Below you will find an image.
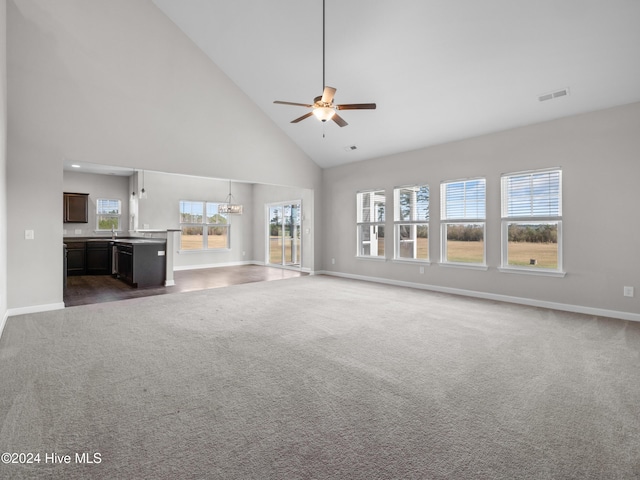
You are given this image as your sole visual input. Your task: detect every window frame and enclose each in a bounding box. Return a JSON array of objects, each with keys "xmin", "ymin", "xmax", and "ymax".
[
  {"xmin": 439, "ymin": 177, "xmax": 487, "ymax": 267},
  {"xmin": 96, "ymin": 198, "xmax": 122, "ymax": 232},
  {"xmin": 393, "ymin": 184, "xmax": 430, "ymax": 263},
  {"xmin": 500, "ymin": 168, "xmax": 564, "ymax": 275},
  {"xmin": 356, "ymin": 189, "xmax": 386, "ymax": 259},
  {"xmin": 179, "ymin": 200, "xmax": 230, "ymax": 252}
]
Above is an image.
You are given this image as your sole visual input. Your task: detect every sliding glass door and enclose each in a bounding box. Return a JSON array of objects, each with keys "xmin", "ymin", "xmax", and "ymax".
[{"xmin": 268, "ymin": 202, "xmax": 301, "ymax": 267}]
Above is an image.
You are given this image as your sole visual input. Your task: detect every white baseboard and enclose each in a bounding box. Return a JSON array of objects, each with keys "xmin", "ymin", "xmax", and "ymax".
[
  {"xmin": 173, "ymin": 260, "xmax": 256, "ymax": 271},
  {"xmin": 174, "ymin": 261, "xmax": 308, "ymax": 272},
  {"xmin": 6, "ymin": 302, "xmax": 66, "ymax": 318},
  {"xmin": 0, "ymin": 309, "xmax": 8, "ymax": 341},
  {"xmin": 317, "ymin": 270, "xmax": 640, "ymax": 323}
]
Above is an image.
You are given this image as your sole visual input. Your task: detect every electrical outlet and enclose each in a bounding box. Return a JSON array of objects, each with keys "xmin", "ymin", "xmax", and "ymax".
[
  {"xmin": 419, "ymin": 266, "xmax": 425, "ymax": 274},
  {"xmin": 25, "ymin": 230, "xmax": 34, "ymax": 240},
  {"xmin": 623, "ymin": 286, "xmax": 634, "ymax": 297},
  {"xmin": 331, "ymin": 258, "xmax": 335, "ymax": 265}
]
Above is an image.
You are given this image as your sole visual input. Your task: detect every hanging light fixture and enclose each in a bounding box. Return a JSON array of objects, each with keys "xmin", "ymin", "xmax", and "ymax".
[
  {"xmin": 313, "ymin": 106, "xmax": 336, "ymax": 122},
  {"xmin": 219, "ymin": 180, "xmax": 243, "ymax": 215},
  {"xmin": 140, "ymin": 170, "xmax": 147, "ymax": 199},
  {"xmin": 131, "ymin": 168, "xmax": 136, "ymax": 199}
]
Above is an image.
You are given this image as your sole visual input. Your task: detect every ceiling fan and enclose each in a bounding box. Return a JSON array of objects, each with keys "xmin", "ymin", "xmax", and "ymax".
[{"xmin": 273, "ymin": 0, "xmax": 376, "ymax": 127}]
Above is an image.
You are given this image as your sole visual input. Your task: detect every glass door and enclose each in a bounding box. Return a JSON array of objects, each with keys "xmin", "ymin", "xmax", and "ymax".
[{"xmin": 268, "ymin": 201, "xmax": 301, "ymax": 267}]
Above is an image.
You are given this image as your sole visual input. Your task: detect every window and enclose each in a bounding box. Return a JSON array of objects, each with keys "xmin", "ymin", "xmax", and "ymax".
[
  {"xmin": 96, "ymin": 199, "xmax": 122, "ymax": 231},
  {"xmin": 440, "ymin": 178, "xmax": 486, "ymax": 265},
  {"xmin": 501, "ymin": 169, "xmax": 562, "ymax": 272},
  {"xmin": 356, "ymin": 190, "xmax": 385, "ymax": 257},
  {"xmin": 394, "ymin": 185, "xmax": 429, "ymax": 261},
  {"xmin": 179, "ymin": 201, "xmax": 229, "ymax": 251}
]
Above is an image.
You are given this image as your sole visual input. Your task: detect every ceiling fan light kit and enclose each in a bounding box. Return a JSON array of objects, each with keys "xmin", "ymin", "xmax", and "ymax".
[
  {"xmin": 273, "ymin": 0, "xmax": 376, "ymax": 128},
  {"xmin": 313, "ymin": 105, "xmax": 336, "ymax": 122}
]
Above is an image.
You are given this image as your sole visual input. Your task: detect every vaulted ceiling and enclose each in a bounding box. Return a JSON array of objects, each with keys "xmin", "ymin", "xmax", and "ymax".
[{"xmin": 152, "ymin": 0, "xmax": 640, "ymax": 168}]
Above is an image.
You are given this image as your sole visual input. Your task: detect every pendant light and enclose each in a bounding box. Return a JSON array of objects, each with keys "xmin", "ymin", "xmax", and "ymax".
[
  {"xmin": 140, "ymin": 170, "xmax": 147, "ymax": 199},
  {"xmin": 219, "ymin": 180, "xmax": 243, "ymax": 215},
  {"xmin": 131, "ymin": 168, "xmax": 136, "ymax": 199}
]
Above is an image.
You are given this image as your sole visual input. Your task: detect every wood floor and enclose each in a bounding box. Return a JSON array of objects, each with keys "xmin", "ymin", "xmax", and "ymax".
[{"xmin": 64, "ymin": 265, "xmax": 306, "ymax": 307}]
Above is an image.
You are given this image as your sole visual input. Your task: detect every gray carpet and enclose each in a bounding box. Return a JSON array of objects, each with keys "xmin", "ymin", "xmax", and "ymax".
[{"xmin": 1, "ymin": 275, "xmax": 639, "ymax": 479}]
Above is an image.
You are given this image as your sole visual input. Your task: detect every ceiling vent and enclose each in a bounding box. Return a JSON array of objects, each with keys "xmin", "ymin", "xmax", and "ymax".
[
  {"xmin": 344, "ymin": 145, "xmax": 358, "ymax": 152},
  {"xmin": 539, "ymin": 88, "xmax": 570, "ymax": 102}
]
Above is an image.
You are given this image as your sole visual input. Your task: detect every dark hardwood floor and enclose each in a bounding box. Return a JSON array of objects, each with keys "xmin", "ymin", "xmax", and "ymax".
[{"xmin": 64, "ymin": 265, "xmax": 306, "ymax": 307}]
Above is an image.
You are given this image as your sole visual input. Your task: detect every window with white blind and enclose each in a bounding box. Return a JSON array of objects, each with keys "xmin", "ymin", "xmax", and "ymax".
[
  {"xmin": 356, "ymin": 190, "xmax": 385, "ymax": 258},
  {"xmin": 501, "ymin": 169, "xmax": 562, "ymax": 272},
  {"xmin": 394, "ymin": 185, "xmax": 429, "ymax": 261},
  {"xmin": 96, "ymin": 198, "xmax": 122, "ymax": 231},
  {"xmin": 179, "ymin": 200, "xmax": 229, "ymax": 251},
  {"xmin": 440, "ymin": 178, "xmax": 486, "ymax": 265}
]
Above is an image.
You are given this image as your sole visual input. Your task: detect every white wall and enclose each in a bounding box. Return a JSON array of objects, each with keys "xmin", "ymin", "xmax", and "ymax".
[
  {"xmin": 6, "ymin": 0, "xmax": 321, "ymax": 311},
  {"xmin": 0, "ymin": 0, "xmax": 7, "ymax": 327},
  {"xmin": 322, "ymin": 103, "xmax": 640, "ymax": 319},
  {"xmin": 136, "ymin": 171, "xmax": 253, "ymax": 269},
  {"xmin": 62, "ymin": 171, "xmax": 130, "ymax": 237}
]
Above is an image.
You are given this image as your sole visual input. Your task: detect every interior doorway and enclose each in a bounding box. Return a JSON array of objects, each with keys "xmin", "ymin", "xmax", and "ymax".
[{"xmin": 267, "ymin": 201, "xmax": 302, "ymax": 268}]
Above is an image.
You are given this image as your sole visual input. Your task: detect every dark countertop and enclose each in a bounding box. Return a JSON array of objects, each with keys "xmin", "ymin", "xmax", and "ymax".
[
  {"xmin": 112, "ymin": 239, "xmax": 166, "ymax": 246},
  {"xmin": 63, "ymin": 237, "xmax": 166, "ymax": 246}
]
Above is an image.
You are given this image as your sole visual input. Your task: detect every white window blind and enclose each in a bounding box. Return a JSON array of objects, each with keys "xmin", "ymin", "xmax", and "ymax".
[
  {"xmin": 395, "ymin": 186, "xmax": 429, "ymax": 222},
  {"xmin": 180, "ymin": 201, "xmax": 204, "ymax": 223},
  {"xmin": 502, "ymin": 170, "xmax": 561, "ymax": 218},
  {"xmin": 357, "ymin": 190, "xmax": 385, "ymax": 223},
  {"xmin": 97, "ymin": 199, "xmax": 121, "ymax": 215},
  {"xmin": 500, "ymin": 168, "xmax": 563, "ymax": 273},
  {"xmin": 441, "ymin": 179, "xmax": 486, "ymax": 220}
]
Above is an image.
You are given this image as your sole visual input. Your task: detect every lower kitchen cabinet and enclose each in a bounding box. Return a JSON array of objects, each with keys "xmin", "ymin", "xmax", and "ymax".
[
  {"xmin": 86, "ymin": 241, "xmax": 112, "ymax": 275},
  {"xmin": 65, "ymin": 241, "xmax": 86, "ymax": 276}
]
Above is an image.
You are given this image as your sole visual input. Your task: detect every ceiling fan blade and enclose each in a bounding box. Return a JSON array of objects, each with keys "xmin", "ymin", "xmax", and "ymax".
[
  {"xmin": 321, "ymin": 86, "xmax": 336, "ymax": 104},
  {"xmin": 291, "ymin": 112, "xmax": 314, "ymax": 123},
  {"xmin": 336, "ymin": 103, "xmax": 377, "ymax": 110},
  {"xmin": 332, "ymin": 113, "xmax": 348, "ymax": 127},
  {"xmin": 274, "ymin": 100, "xmax": 313, "ymax": 108}
]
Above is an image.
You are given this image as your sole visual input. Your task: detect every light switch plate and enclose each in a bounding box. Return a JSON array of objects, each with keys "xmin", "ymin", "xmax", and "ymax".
[
  {"xmin": 158, "ymin": 251, "xmax": 165, "ymax": 256},
  {"xmin": 623, "ymin": 286, "xmax": 634, "ymax": 297},
  {"xmin": 25, "ymin": 230, "xmax": 34, "ymax": 240}
]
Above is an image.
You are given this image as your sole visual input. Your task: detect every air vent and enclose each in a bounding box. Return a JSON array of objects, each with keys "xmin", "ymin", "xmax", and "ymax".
[
  {"xmin": 344, "ymin": 145, "xmax": 358, "ymax": 152},
  {"xmin": 539, "ymin": 88, "xmax": 570, "ymax": 102}
]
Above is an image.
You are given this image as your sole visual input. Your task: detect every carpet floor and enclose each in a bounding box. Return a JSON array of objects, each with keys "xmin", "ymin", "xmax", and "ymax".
[{"xmin": 1, "ymin": 275, "xmax": 639, "ymax": 479}]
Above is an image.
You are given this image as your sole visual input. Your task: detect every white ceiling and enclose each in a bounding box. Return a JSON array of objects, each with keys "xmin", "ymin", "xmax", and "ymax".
[{"xmin": 152, "ymin": 0, "xmax": 640, "ymax": 169}]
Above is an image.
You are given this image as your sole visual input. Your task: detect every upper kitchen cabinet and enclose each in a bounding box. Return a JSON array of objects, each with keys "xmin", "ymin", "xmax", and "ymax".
[{"xmin": 63, "ymin": 192, "xmax": 89, "ymax": 223}]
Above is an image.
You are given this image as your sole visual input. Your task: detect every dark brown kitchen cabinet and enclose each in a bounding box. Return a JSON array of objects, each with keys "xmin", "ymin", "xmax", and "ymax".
[
  {"xmin": 63, "ymin": 192, "xmax": 89, "ymax": 223},
  {"xmin": 86, "ymin": 241, "xmax": 112, "ymax": 275},
  {"xmin": 65, "ymin": 241, "xmax": 86, "ymax": 276}
]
